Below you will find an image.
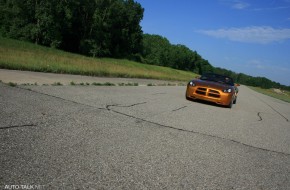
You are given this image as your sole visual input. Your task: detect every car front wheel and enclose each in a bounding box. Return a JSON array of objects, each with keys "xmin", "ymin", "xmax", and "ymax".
[
  {"xmin": 227, "ymin": 99, "xmax": 233, "ymax": 108},
  {"xmin": 233, "ymin": 97, "xmax": 237, "ymax": 104}
]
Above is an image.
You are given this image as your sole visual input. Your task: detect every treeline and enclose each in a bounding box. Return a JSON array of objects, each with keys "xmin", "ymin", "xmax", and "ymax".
[
  {"xmin": 141, "ymin": 34, "xmax": 290, "ymax": 90},
  {"xmin": 142, "ymin": 34, "xmax": 213, "ymax": 74},
  {"xmin": 213, "ymin": 67, "xmax": 290, "ymax": 91},
  {"xmin": 0, "ymin": 0, "xmax": 144, "ymax": 57},
  {"xmin": 0, "ymin": 0, "xmax": 212, "ymax": 71},
  {"xmin": 0, "ymin": 0, "xmax": 289, "ymax": 90}
]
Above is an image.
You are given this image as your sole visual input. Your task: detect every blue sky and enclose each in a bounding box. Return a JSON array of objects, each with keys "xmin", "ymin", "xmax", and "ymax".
[{"xmin": 135, "ymin": 0, "xmax": 290, "ymax": 86}]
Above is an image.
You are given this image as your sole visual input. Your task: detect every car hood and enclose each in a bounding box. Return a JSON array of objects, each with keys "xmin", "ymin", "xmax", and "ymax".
[{"xmin": 193, "ymin": 79, "xmax": 232, "ymax": 90}]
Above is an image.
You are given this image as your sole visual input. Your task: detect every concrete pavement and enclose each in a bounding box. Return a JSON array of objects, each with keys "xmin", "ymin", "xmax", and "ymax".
[{"xmin": 1, "ymin": 71, "xmax": 290, "ymax": 189}]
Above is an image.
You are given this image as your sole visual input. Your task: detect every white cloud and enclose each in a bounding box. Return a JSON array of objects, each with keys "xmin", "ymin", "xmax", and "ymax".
[
  {"xmin": 252, "ymin": 6, "xmax": 290, "ymax": 11},
  {"xmin": 219, "ymin": 0, "xmax": 250, "ymax": 10},
  {"xmin": 197, "ymin": 26, "xmax": 290, "ymax": 44},
  {"xmin": 232, "ymin": 1, "xmax": 250, "ymax": 9}
]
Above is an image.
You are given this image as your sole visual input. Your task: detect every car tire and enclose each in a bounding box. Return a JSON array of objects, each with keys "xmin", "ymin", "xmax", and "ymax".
[
  {"xmin": 186, "ymin": 96, "xmax": 190, "ymax": 100},
  {"xmin": 185, "ymin": 92, "xmax": 190, "ymax": 100},
  {"xmin": 233, "ymin": 97, "xmax": 237, "ymax": 104},
  {"xmin": 227, "ymin": 99, "xmax": 233, "ymax": 108}
]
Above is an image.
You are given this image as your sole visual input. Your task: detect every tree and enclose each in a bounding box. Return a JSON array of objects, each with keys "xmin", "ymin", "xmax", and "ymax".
[
  {"xmin": 142, "ymin": 34, "xmax": 172, "ymax": 66},
  {"xmin": 141, "ymin": 34, "xmax": 212, "ymax": 73},
  {"xmin": 0, "ymin": 0, "xmax": 144, "ymax": 57},
  {"xmin": 79, "ymin": 0, "xmax": 144, "ymax": 58}
]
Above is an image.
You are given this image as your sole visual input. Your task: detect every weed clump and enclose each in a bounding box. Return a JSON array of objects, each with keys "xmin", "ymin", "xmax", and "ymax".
[
  {"xmin": 52, "ymin": 82, "xmax": 62, "ymax": 86},
  {"xmin": 8, "ymin": 82, "xmax": 17, "ymax": 87}
]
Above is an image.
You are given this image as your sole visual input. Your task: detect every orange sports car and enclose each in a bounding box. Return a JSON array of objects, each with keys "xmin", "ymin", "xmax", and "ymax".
[{"xmin": 186, "ymin": 73, "xmax": 238, "ymax": 108}]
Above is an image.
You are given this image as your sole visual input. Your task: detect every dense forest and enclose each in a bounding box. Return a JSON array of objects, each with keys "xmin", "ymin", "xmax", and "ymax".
[
  {"xmin": 142, "ymin": 34, "xmax": 213, "ymax": 74},
  {"xmin": 0, "ymin": 0, "xmax": 289, "ymax": 90},
  {"xmin": 0, "ymin": 0, "xmax": 144, "ymax": 58},
  {"xmin": 141, "ymin": 34, "xmax": 289, "ymax": 90}
]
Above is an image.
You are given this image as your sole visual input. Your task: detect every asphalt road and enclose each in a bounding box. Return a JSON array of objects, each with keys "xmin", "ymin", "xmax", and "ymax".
[{"xmin": 1, "ymin": 76, "xmax": 290, "ymax": 189}]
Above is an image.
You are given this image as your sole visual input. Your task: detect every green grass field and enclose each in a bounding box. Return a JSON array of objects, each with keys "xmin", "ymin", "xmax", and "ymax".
[
  {"xmin": 1, "ymin": 37, "xmax": 289, "ymax": 103},
  {"xmin": 0, "ymin": 37, "xmax": 197, "ymax": 81},
  {"xmin": 249, "ymin": 86, "xmax": 290, "ymax": 103}
]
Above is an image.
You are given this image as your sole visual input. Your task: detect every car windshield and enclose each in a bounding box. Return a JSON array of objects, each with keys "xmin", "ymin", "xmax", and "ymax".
[{"xmin": 200, "ymin": 73, "xmax": 234, "ymax": 86}]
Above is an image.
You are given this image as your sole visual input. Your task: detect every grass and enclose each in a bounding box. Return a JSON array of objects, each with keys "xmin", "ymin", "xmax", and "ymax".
[
  {"xmin": 52, "ymin": 82, "xmax": 63, "ymax": 86},
  {"xmin": 0, "ymin": 37, "xmax": 197, "ymax": 82},
  {"xmin": 249, "ymin": 86, "xmax": 290, "ymax": 103},
  {"xmin": 91, "ymin": 82, "xmax": 115, "ymax": 86},
  {"xmin": 118, "ymin": 83, "xmax": 138, "ymax": 86},
  {"xmin": 8, "ymin": 82, "xmax": 17, "ymax": 87},
  {"xmin": 21, "ymin": 82, "xmax": 38, "ymax": 86}
]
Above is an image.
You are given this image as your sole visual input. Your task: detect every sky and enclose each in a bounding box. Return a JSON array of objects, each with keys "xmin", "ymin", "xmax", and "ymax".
[{"xmin": 135, "ymin": 0, "xmax": 290, "ymax": 86}]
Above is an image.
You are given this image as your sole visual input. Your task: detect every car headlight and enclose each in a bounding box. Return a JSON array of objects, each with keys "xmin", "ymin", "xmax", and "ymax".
[
  {"xmin": 223, "ymin": 88, "xmax": 232, "ymax": 93},
  {"xmin": 189, "ymin": 81, "xmax": 195, "ymax": 86}
]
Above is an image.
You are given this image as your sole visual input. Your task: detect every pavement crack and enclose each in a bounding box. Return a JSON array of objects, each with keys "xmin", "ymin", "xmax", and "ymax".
[
  {"xmin": 17, "ymin": 86, "xmax": 106, "ymax": 111},
  {"xmin": 172, "ymin": 106, "xmax": 187, "ymax": 112},
  {"xmin": 9, "ymin": 86, "xmax": 289, "ymax": 156},
  {"xmin": 254, "ymin": 93, "xmax": 289, "ymax": 122},
  {"xmin": 107, "ymin": 105, "xmax": 290, "ymax": 157},
  {"xmin": 266, "ymin": 104, "xmax": 289, "ymax": 122},
  {"xmin": 257, "ymin": 112, "xmax": 263, "ymax": 121},
  {"xmin": 106, "ymin": 102, "xmax": 147, "ymax": 110},
  {"xmin": 0, "ymin": 123, "xmax": 37, "ymax": 130}
]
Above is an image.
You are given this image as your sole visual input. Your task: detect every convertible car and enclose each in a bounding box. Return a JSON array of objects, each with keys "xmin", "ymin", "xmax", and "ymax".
[{"xmin": 186, "ymin": 73, "xmax": 238, "ymax": 108}]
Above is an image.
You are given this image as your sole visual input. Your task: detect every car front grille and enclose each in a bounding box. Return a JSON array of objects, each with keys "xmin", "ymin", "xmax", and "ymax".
[
  {"xmin": 195, "ymin": 88, "xmax": 221, "ymax": 98},
  {"xmin": 196, "ymin": 87, "xmax": 207, "ymax": 95},
  {"xmin": 208, "ymin": 89, "xmax": 220, "ymax": 98}
]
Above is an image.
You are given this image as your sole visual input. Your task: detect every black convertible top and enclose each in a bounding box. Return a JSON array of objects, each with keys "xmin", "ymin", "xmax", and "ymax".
[{"xmin": 200, "ymin": 73, "xmax": 235, "ymax": 86}]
